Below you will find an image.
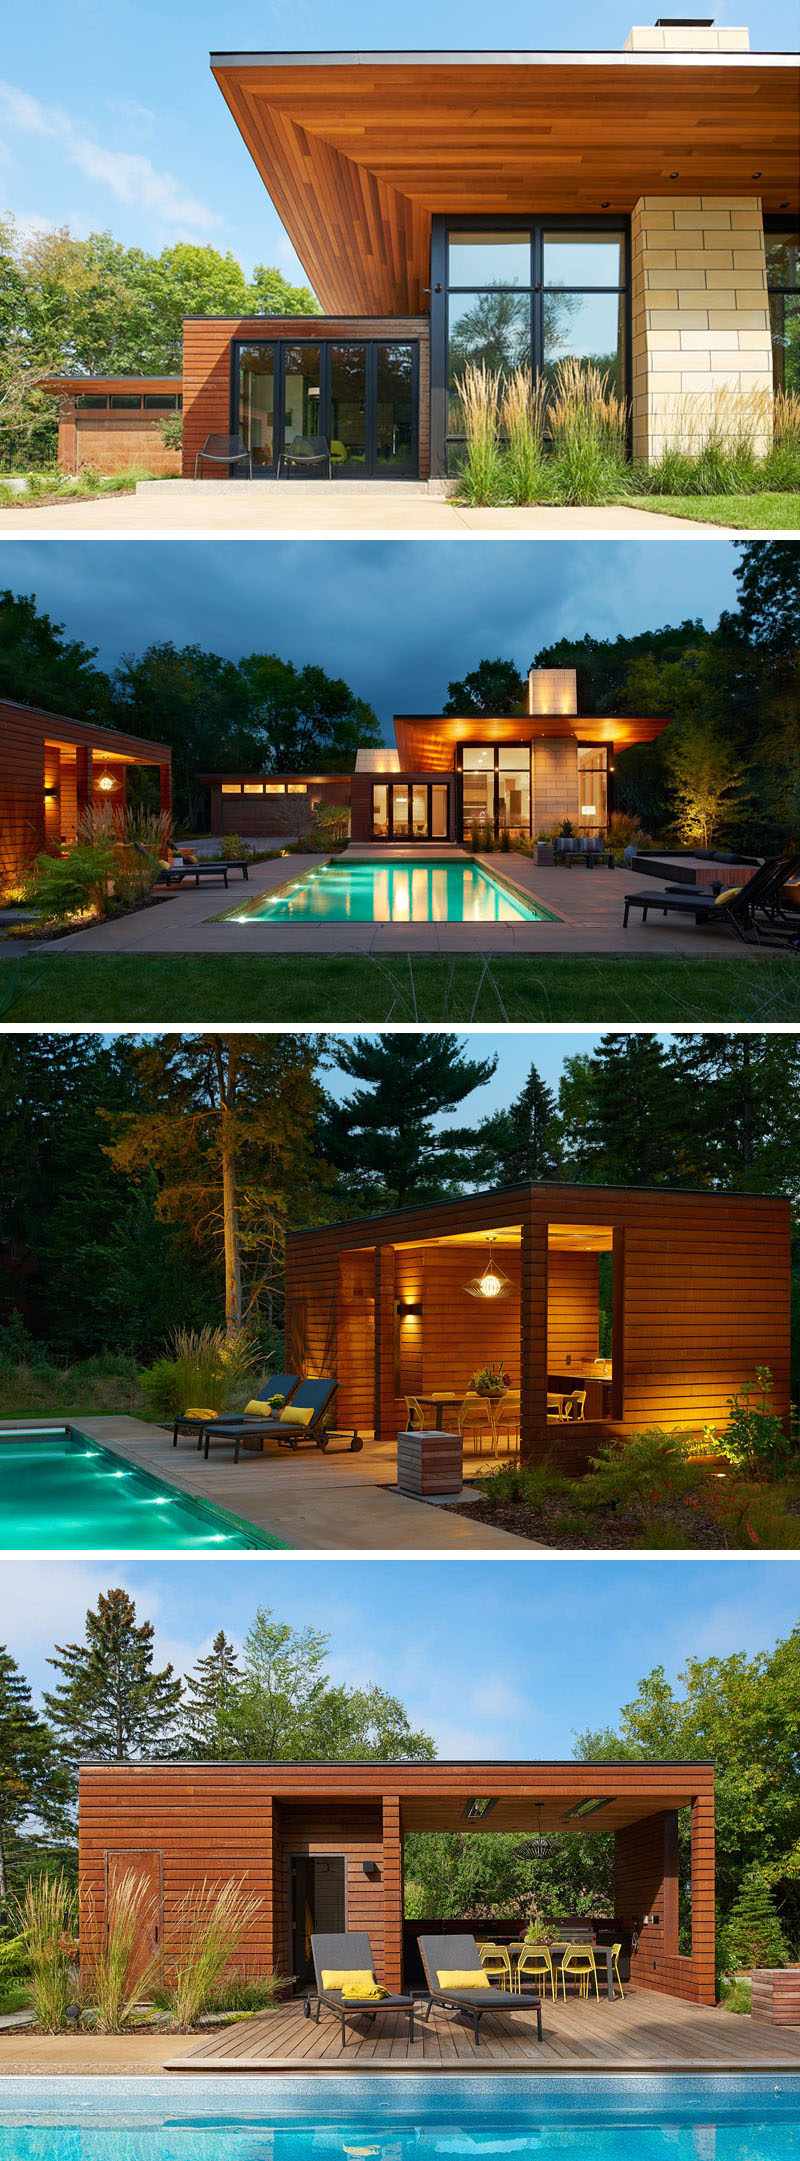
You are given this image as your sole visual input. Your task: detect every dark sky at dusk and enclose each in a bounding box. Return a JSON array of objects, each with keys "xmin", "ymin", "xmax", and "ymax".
[{"xmin": 2, "ymin": 538, "xmax": 737, "ymax": 740}]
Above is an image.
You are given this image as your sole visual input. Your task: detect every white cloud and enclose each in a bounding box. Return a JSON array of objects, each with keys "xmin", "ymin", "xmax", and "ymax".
[
  {"xmin": 106, "ymin": 98, "xmax": 156, "ymax": 137},
  {"xmin": 0, "ymin": 78, "xmax": 220, "ymax": 237}
]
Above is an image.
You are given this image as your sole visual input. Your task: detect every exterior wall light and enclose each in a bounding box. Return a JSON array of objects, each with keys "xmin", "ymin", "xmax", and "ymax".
[{"xmin": 362, "ymin": 1859, "xmax": 379, "ymax": 1877}]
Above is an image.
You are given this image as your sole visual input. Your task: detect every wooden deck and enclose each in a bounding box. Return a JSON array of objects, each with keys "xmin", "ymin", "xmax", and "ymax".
[{"xmin": 166, "ymin": 1990, "xmax": 800, "ymax": 2074}]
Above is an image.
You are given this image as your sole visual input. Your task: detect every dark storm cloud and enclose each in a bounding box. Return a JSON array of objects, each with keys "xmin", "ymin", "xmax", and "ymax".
[{"xmin": 0, "ymin": 540, "xmax": 737, "ymax": 738}]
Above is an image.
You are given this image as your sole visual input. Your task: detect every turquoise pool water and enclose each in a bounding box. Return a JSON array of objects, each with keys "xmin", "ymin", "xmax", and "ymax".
[
  {"xmin": 2, "ymin": 2076, "xmax": 799, "ymax": 2159},
  {"xmin": 0, "ymin": 1429, "xmax": 283, "ymax": 1550},
  {"xmin": 233, "ymin": 858, "xmax": 551, "ymax": 924}
]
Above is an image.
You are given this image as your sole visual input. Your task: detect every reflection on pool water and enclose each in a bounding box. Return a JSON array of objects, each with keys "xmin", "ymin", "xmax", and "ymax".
[
  {"xmin": 233, "ymin": 860, "xmax": 553, "ymax": 925},
  {"xmin": 2, "ymin": 2076, "xmax": 799, "ymax": 2161},
  {"xmin": 0, "ymin": 1430, "xmax": 282, "ymax": 1550}
]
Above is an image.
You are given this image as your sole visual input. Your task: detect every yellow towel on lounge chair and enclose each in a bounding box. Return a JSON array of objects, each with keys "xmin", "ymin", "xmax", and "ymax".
[
  {"xmin": 341, "ymin": 1980, "xmax": 387, "ymax": 2001},
  {"xmin": 185, "ymin": 1406, "xmax": 217, "ymax": 1419},
  {"xmin": 437, "ymin": 1968, "xmax": 490, "ymax": 1989}
]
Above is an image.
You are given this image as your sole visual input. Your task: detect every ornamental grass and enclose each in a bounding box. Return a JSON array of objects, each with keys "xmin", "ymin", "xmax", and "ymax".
[
  {"xmin": 13, "ymin": 1874, "xmax": 78, "ymax": 2033},
  {"xmin": 158, "ymin": 1876, "xmax": 264, "ymax": 2031},
  {"xmin": 454, "ymin": 362, "xmax": 505, "ymax": 503},
  {"xmin": 87, "ymin": 1866, "xmax": 161, "ymax": 2032}
]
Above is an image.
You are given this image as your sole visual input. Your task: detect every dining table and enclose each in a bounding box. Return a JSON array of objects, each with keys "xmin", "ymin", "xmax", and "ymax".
[{"xmin": 412, "ymin": 1393, "xmax": 462, "ymax": 1430}]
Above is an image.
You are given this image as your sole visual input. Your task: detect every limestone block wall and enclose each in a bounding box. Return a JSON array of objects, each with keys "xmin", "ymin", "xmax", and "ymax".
[
  {"xmin": 533, "ymin": 740, "xmax": 579, "ymax": 833},
  {"xmin": 630, "ymin": 197, "xmax": 773, "ymax": 461}
]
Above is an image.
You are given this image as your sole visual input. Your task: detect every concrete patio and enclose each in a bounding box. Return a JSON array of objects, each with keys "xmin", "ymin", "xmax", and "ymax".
[
  {"xmin": 1, "ymin": 851, "xmax": 781, "ymax": 960},
  {"xmin": 0, "ymin": 489, "xmax": 713, "ymax": 535},
  {"xmin": 0, "ymin": 1416, "xmax": 536, "ymax": 1552}
]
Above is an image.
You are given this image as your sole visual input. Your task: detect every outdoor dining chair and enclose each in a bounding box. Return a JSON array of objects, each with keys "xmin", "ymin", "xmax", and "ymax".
[
  {"xmin": 478, "ymin": 1942, "xmax": 512, "ymax": 1990},
  {"xmin": 565, "ymin": 1390, "xmax": 587, "ymax": 1421},
  {"xmin": 559, "ymin": 1945, "xmax": 600, "ymax": 2001},
  {"xmin": 594, "ymin": 1941, "xmax": 624, "ymax": 1999},
  {"xmin": 458, "ymin": 1392, "xmax": 496, "ymax": 1457},
  {"xmin": 517, "ymin": 1944, "xmax": 556, "ymax": 2000},
  {"xmin": 493, "ymin": 1388, "xmax": 521, "ymax": 1451}
]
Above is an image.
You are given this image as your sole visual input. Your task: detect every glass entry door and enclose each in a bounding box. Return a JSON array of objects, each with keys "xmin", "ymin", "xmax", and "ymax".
[{"xmin": 236, "ymin": 340, "xmax": 419, "ymax": 477}]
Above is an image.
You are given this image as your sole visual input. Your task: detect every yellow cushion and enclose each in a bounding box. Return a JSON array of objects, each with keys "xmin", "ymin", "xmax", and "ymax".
[
  {"xmin": 341, "ymin": 1981, "xmax": 387, "ymax": 2002},
  {"xmin": 437, "ymin": 1968, "xmax": 490, "ymax": 1989},
  {"xmin": 279, "ymin": 1404, "xmax": 315, "ymax": 1427},
  {"xmin": 180, "ymin": 849, "xmax": 198, "ymax": 864},
  {"xmin": 185, "ymin": 1406, "xmax": 217, "ymax": 1420},
  {"xmin": 713, "ymin": 885, "xmax": 742, "ymax": 907},
  {"xmin": 244, "ymin": 1398, "xmax": 279, "ymax": 1416},
  {"xmin": 321, "ymin": 1968, "xmax": 375, "ymax": 1992}
]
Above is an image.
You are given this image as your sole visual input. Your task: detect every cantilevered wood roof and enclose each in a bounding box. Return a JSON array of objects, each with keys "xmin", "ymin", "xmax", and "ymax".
[
  {"xmin": 392, "ymin": 712, "xmax": 673, "ymax": 769},
  {"xmin": 211, "ymin": 49, "xmax": 800, "ymax": 313}
]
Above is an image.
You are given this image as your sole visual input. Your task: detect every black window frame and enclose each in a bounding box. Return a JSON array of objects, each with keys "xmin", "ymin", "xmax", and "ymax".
[
  {"xmin": 456, "ymin": 741, "xmax": 533, "ymax": 841},
  {"xmin": 231, "ymin": 337, "xmax": 420, "ymax": 479},
  {"xmin": 370, "ymin": 778, "xmax": 450, "ymax": 842},
  {"xmin": 765, "ymin": 215, "xmax": 800, "ymax": 396},
  {"xmin": 431, "ymin": 215, "xmax": 632, "ymax": 478}
]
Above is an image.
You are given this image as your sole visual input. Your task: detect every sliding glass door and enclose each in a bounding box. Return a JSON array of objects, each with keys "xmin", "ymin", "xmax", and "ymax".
[
  {"xmin": 235, "ymin": 340, "xmax": 419, "ymax": 476},
  {"xmin": 371, "ymin": 781, "xmax": 450, "ymax": 841},
  {"xmin": 459, "ymin": 745, "xmax": 532, "ymax": 840}
]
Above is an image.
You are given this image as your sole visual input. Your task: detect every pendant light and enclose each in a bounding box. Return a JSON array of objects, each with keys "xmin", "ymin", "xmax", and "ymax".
[{"xmin": 463, "ymin": 1236, "xmax": 513, "ymax": 1302}]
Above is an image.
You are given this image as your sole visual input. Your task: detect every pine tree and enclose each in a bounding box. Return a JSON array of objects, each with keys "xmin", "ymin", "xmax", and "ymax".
[
  {"xmin": 179, "ymin": 1631, "xmax": 241, "ymax": 1759},
  {"xmin": 43, "ymin": 1589, "xmax": 183, "ymax": 1770},
  {"xmin": 559, "ymin": 1035, "xmax": 679, "ymax": 1188},
  {"xmin": 0, "ymin": 1648, "xmax": 72, "ymax": 1902},
  {"xmin": 321, "ymin": 1033, "xmax": 497, "ymax": 1209},
  {"xmin": 724, "ymin": 1866, "xmax": 788, "ymax": 1973},
  {"xmin": 479, "ymin": 1061, "xmax": 562, "ymax": 1185}
]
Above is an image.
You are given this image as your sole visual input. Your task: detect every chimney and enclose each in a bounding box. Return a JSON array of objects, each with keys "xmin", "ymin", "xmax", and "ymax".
[
  {"xmin": 623, "ymin": 19, "xmax": 751, "ymax": 49},
  {"xmin": 528, "ymin": 668, "xmax": 577, "ymax": 717}
]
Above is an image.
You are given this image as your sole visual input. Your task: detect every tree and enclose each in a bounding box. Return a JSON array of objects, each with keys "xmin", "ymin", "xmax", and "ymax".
[
  {"xmin": 403, "ymin": 1829, "xmax": 612, "ymax": 1923},
  {"xmin": 105, "ymin": 1035, "xmax": 327, "ymax": 1337},
  {"xmin": 479, "ymin": 1061, "xmax": 563, "ymax": 1185},
  {"xmin": 201, "ymin": 1607, "xmax": 436, "ymax": 1762},
  {"xmin": 733, "ymin": 543, "xmax": 800, "ymax": 667},
  {"xmin": 320, "ymin": 1033, "xmax": 497, "ymax": 1210},
  {"xmin": 0, "ymin": 1649, "xmax": 72, "ymax": 1903},
  {"xmin": 558, "ymin": 1035, "xmax": 681, "ymax": 1188},
  {"xmin": 443, "ymin": 658, "xmax": 526, "ymax": 716},
  {"xmin": 664, "ymin": 721, "xmax": 750, "ymax": 848},
  {"xmin": 250, "ymin": 263, "xmax": 320, "ymax": 318},
  {"xmin": 43, "ymin": 1589, "xmax": 182, "ymax": 1772},
  {"xmin": 179, "ymin": 1632, "xmax": 241, "ymax": 1760},
  {"xmin": 724, "ymin": 1866, "xmax": 788, "ymax": 1972},
  {"xmin": 236, "ymin": 652, "xmax": 381, "ymax": 771},
  {"xmin": 0, "ymin": 590, "xmax": 111, "ymax": 728}
]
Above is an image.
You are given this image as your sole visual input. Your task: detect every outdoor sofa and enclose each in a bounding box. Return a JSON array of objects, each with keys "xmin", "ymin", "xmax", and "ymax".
[
  {"xmin": 170, "ymin": 1374, "xmax": 300, "ymax": 1449},
  {"xmin": 195, "ymin": 1376, "xmax": 363, "ymax": 1460},
  {"xmin": 305, "ymin": 1931, "xmax": 416, "ymax": 2046},
  {"xmin": 418, "ymin": 1933, "xmax": 544, "ymax": 2046},
  {"xmin": 623, "ymin": 853, "xmax": 800, "ymax": 945}
]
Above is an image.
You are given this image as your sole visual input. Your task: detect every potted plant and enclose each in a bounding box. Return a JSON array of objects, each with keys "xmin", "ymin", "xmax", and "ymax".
[
  {"xmin": 470, "ymin": 1363, "xmax": 510, "ymax": 1400},
  {"xmin": 268, "ymin": 1392, "xmax": 285, "ymax": 1412}
]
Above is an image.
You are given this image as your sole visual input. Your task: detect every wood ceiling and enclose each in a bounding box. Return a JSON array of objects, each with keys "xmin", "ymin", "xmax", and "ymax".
[
  {"xmin": 212, "ymin": 54, "xmax": 800, "ymax": 313},
  {"xmin": 392, "ymin": 714, "xmax": 673, "ymax": 768}
]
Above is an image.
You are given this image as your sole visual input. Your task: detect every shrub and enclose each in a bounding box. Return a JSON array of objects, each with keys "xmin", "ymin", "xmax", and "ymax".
[
  {"xmin": 27, "ymin": 837, "xmax": 119, "ymax": 923},
  {"xmin": 86, "ymin": 1867, "xmax": 161, "ymax": 2032},
  {"xmin": 139, "ymin": 1323, "xmax": 259, "ymax": 1420},
  {"xmin": 706, "ymin": 1476, "xmax": 800, "ymax": 1551},
  {"xmin": 721, "ymin": 1977, "xmax": 752, "ymax": 2014},
  {"xmin": 159, "ymin": 413, "xmax": 183, "ymax": 451},
  {"xmin": 499, "ymin": 824, "xmax": 511, "ymax": 851},
  {"xmin": 455, "ymin": 362, "xmax": 506, "ymax": 505},
  {"xmin": 158, "ymin": 1877, "xmax": 264, "ymax": 2030},
  {"xmin": 112, "ymin": 807, "xmax": 174, "ymax": 905},
  {"xmin": 13, "ymin": 1874, "xmax": 78, "ymax": 2032},
  {"xmin": 219, "ymin": 832, "xmax": 252, "ymax": 862},
  {"xmin": 708, "ymin": 1367, "xmax": 792, "ymax": 1481},
  {"xmin": 606, "ymin": 811, "xmax": 652, "ymax": 853},
  {"xmin": 723, "ymin": 1867, "xmax": 788, "ymax": 1973},
  {"xmin": 586, "ymin": 1427, "xmax": 700, "ymax": 1534}
]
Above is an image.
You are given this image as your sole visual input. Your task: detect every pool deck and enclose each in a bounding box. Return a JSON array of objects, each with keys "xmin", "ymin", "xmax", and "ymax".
[
  {"xmin": 0, "ymin": 1417, "xmax": 537, "ymax": 1552},
  {"xmin": 2, "ymin": 851, "xmax": 782, "ymax": 959}
]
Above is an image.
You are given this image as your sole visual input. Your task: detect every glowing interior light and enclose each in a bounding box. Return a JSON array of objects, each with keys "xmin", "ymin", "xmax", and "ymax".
[{"xmin": 97, "ymin": 772, "xmax": 116, "ymax": 792}]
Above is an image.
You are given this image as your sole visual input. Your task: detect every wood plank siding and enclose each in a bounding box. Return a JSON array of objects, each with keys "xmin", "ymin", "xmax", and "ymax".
[
  {"xmin": 39, "ymin": 378, "xmax": 182, "ymax": 478},
  {"xmin": 210, "ymin": 55, "xmax": 799, "ymax": 314},
  {"xmin": 79, "ymin": 1760, "xmax": 716, "ymax": 2007},
  {"xmin": 284, "ymin": 1182, "xmax": 791, "ymax": 1469},
  {"xmin": 182, "ymin": 316, "xmax": 430, "ymax": 479},
  {"xmin": 0, "ymin": 700, "xmax": 172, "ymax": 883}
]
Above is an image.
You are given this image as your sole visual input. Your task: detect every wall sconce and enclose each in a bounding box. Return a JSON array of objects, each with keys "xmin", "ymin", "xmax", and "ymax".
[
  {"xmin": 362, "ymin": 1860, "xmax": 379, "ymax": 1878},
  {"xmin": 396, "ymin": 1300, "xmax": 422, "ymax": 1319},
  {"xmin": 43, "ymin": 786, "xmax": 58, "ymax": 798}
]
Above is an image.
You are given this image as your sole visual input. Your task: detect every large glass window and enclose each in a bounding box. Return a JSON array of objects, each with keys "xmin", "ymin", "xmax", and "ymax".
[
  {"xmin": 577, "ymin": 747, "xmax": 608, "ymax": 833},
  {"xmin": 445, "ymin": 220, "xmax": 628, "ymax": 471},
  {"xmin": 234, "ymin": 340, "xmax": 418, "ymax": 478},
  {"xmin": 283, "ymin": 345, "xmax": 321, "ymax": 453},
  {"xmin": 238, "ymin": 343, "xmax": 276, "ymax": 469},
  {"xmin": 460, "ymin": 745, "xmax": 532, "ymax": 838},
  {"xmin": 766, "ymin": 228, "xmax": 800, "ymax": 395},
  {"xmin": 372, "ymin": 784, "xmax": 389, "ymax": 838},
  {"xmin": 498, "ymin": 746, "xmax": 531, "ymax": 833},
  {"xmin": 371, "ymin": 781, "xmax": 450, "ymax": 842},
  {"xmin": 330, "ymin": 344, "xmax": 367, "ymax": 471},
  {"xmin": 376, "ymin": 343, "xmax": 415, "ymax": 473}
]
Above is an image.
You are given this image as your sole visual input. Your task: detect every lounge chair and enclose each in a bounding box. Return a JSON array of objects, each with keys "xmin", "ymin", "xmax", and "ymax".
[
  {"xmin": 305, "ymin": 1931, "xmax": 416, "ymax": 2047},
  {"xmin": 171, "ymin": 1375, "xmax": 299, "ymax": 1449},
  {"xmin": 194, "ymin": 432, "xmax": 253, "ymax": 479},
  {"xmin": 418, "ymin": 1933, "xmax": 543, "ymax": 2046},
  {"xmin": 623, "ymin": 854, "xmax": 800, "ymax": 945},
  {"xmin": 277, "ymin": 433, "xmax": 332, "ymax": 479},
  {"xmin": 199, "ymin": 1377, "xmax": 363, "ymax": 1460}
]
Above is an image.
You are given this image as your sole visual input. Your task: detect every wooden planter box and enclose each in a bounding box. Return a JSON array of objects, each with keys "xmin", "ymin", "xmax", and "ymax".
[
  {"xmin": 396, "ymin": 1427, "xmax": 463, "ymax": 1497},
  {"xmin": 751, "ymin": 1967, "xmax": 800, "ymax": 2025}
]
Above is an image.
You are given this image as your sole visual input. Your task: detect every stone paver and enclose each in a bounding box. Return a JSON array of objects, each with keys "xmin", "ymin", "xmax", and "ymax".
[{"xmin": 1, "ymin": 1417, "xmax": 539, "ymax": 1552}]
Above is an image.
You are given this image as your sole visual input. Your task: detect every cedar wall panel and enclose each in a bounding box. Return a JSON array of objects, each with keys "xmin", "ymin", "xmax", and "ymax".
[
  {"xmin": 182, "ymin": 316, "xmax": 431, "ymax": 479},
  {"xmin": 0, "ymin": 700, "xmax": 172, "ymax": 880},
  {"xmin": 273, "ymin": 1803, "xmax": 385, "ymax": 1980},
  {"xmin": 57, "ymin": 409, "xmax": 180, "ymax": 477}
]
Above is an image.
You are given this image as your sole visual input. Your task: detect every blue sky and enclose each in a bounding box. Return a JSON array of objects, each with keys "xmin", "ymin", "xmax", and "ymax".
[
  {"xmin": 1, "ymin": 1556, "xmax": 796, "ymax": 1757},
  {"xmin": 1, "ymin": 2, "xmax": 796, "ymax": 282},
  {"xmin": 325, "ymin": 1030, "xmax": 641, "ymax": 1118},
  {"xmin": 0, "ymin": 539, "xmax": 737, "ymax": 740}
]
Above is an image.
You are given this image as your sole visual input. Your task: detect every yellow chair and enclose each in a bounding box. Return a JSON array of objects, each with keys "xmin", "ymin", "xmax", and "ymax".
[
  {"xmin": 517, "ymin": 1943, "xmax": 555, "ymax": 2000},
  {"xmin": 478, "ymin": 1942, "xmax": 511, "ymax": 1991},
  {"xmin": 458, "ymin": 1391, "xmax": 495, "ymax": 1458},
  {"xmin": 559, "ymin": 1945, "xmax": 600, "ymax": 2001},
  {"xmin": 493, "ymin": 1388, "xmax": 521, "ymax": 1454},
  {"xmin": 404, "ymin": 1395, "xmax": 424, "ymax": 1430},
  {"xmin": 547, "ymin": 1393, "xmax": 566, "ymax": 1422},
  {"xmin": 599, "ymin": 1941, "xmax": 624, "ymax": 1999},
  {"xmin": 566, "ymin": 1390, "xmax": 587, "ymax": 1422}
]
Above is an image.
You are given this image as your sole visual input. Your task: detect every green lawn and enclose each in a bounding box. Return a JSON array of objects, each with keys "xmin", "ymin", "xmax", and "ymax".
[
  {"xmin": 627, "ymin": 493, "xmax": 800, "ymax": 529},
  {"xmin": 2, "ymin": 952, "xmax": 799, "ymax": 1022}
]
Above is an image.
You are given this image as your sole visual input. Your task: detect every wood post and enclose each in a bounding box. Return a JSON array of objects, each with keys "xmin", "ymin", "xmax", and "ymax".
[
  {"xmin": 520, "ymin": 1202, "xmax": 548, "ymax": 1458},
  {"xmin": 159, "ymin": 757, "xmax": 172, "ymax": 819},
  {"xmin": 374, "ymin": 1243, "xmax": 396, "ymax": 1446},
  {"xmin": 381, "ymin": 1793, "xmax": 403, "ymax": 1992},
  {"xmin": 691, "ymin": 1785, "xmax": 716, "ymax": 2005}
]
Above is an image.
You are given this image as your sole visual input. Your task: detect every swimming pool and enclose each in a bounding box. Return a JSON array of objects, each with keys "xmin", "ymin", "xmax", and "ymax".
[
  {"xmin": 0, "ymin": 1428, "xmax": 283, "ymax": 1550},
  {"xmin": 232, "ymin": 858, "xmax": 552, "ymax": 924},
  {"xmin": 2, "ymin": 2075, "xmax": 799, "ymax": 2159}
]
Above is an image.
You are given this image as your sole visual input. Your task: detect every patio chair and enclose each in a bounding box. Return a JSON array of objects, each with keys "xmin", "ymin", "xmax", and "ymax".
[
  {"xmin": 478, "ymin": 1942, "xmax": 512, "ymax": 1990},
  {"xmin": 305, "ymin": 1931, "xmax": 416, "ymax": 2047},
  {"xmin": 418, "ymin": 1934, "xmax": 543, "ymax": 2047},
  {"xmin": 565, "ymin": 1390, "xmax": 586, "ymax": 1422},
  {"xmin": 547, "ymin": 1393, "xmax": 567, "ymax": 1422},
  {"xmin": 404, "ymin": 1395, "xmax": 424, "ymax": 1430},
  {"xmin": 458, "ymin": 1392, "xmax": 496, "ymax": 1458},
  {"xmin": 559, "ymin": 1945, "xmax": 599, "ymax": 2001},
  {"xmin": 623, "ymin": 854, "xmax": 800, "ymax": 945},
  {"xmin": 199, "ymin": 1377, "xmax": 362, "ymax": 1461},
  {"xmin": 277, "ymin": 433, "xmax": 333, "ymax": 479},
  {"xmin": 594, "ymin": 1941, "xmax": 624, "ymax": 2000},
  {"xmin": 171, "ymin": 1375, "xmax": 299, "ymax": 1449},
  {"xmin": 517, "ymin": 1944, "xmax": 556, "ymax": 2000},
  {"xmin": 493, "ymin": 1388, "xmax": 521, "ymax": 1451},
  {"xmin": 194, "ymin": 432, "xmax": 253, "ymax": 479}
]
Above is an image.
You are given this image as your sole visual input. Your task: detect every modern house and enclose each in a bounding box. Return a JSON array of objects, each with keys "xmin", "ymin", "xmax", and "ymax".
[
  {"xmin": 0, "ymin": 699, "xmax": 172, "ymax": 884},
  {"xmin": 205, "ymin": 668, "xmax": 673, "ymax": 845},
  {"xmin": 40, "ymin": 377, "xmax": 183, "ymax": 477},
  {"xmin": 180, "ymin": 19, "xmax": 799, "ymax": 480},
  {"xmin": 79, "ymin": 1756, "xmax": 717, "ymax": 2005},
  {"xmin": 283, "ymin": 1179, "xmax": 791, "ymax": 1470}
]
